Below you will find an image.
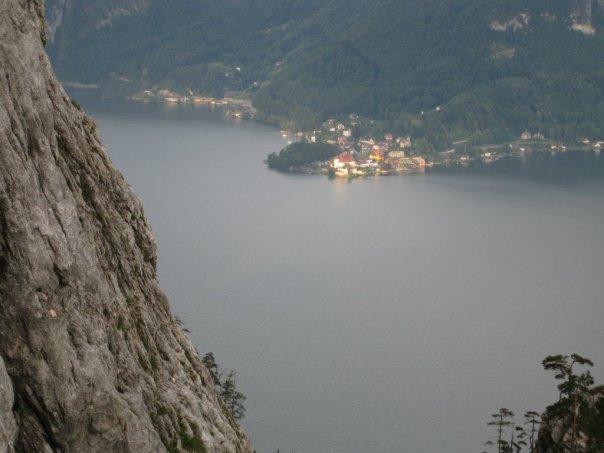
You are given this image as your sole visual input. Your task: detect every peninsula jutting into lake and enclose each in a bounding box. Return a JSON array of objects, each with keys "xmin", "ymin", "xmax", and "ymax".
[{"xmin": 265, "ymin": 116, "xmax": 603, "ymax": 178}]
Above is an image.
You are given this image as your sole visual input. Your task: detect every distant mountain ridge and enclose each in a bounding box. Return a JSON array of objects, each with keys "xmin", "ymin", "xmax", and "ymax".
[{"xmin": 46, "ymin": 0, "xmax": 604, "ymax": 149}]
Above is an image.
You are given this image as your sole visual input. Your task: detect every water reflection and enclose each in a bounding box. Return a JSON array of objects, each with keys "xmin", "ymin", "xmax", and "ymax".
[{"xmin": 80, "ymin": 96, "xmax": 604, "ymax": 453}]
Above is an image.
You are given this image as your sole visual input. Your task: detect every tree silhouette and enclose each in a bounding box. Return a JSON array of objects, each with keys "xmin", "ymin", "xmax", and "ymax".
[
  {"xmin": 510, "ymin": 424, "xmax": 527, "ymax": 453},
  {"xmin": 488, "ymin": 408, "xmax": 515, "ymax": 453},
  {"xmin": 524, "ymin": 411, "xmax": 541, "ymax": 452}
]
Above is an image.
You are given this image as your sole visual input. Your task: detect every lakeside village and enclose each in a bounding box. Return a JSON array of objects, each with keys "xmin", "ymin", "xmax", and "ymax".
[
  {"xmin": 132, "ymin": 89, "xmax": 257, "ymax": 120},
  {"xmin": 288, "ymin": 120, "xmax": 429, "ymax": 177},
  {"xmin": 274, "ymin": 117, "xmax": 604, "ymax": 178},
  {"xmin": 133, "ymin": 89, "xmax": 603, "ymax": 178}
]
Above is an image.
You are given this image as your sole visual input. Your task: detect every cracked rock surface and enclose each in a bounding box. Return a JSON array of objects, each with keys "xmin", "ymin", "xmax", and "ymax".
[{"xmin": 0, "ymin": 1, "xmax": 252, "ymax": 452}]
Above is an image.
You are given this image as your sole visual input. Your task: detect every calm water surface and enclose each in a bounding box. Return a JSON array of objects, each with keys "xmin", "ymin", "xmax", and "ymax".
[{"xmin": 81, "ymin": 97, "xmax": 604, "ymax": 453}]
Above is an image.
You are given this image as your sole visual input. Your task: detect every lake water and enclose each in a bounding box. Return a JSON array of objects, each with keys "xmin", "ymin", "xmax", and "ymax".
[{"xmin": 80, "ymin": 97, "xmax": 604, "ymax": 453}]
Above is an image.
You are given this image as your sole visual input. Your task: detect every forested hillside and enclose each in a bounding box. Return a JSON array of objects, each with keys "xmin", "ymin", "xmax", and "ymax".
[
  {"xmin": 47, "ymin": 0, "xmax": 604, "ymax": 149},
  {"xmin": 46, "ymin": 0, "xmax": 323, "ymax": 96},
  {"xmin": 254, "ymin": 0, "xmax": 604, "ymax": 147}
]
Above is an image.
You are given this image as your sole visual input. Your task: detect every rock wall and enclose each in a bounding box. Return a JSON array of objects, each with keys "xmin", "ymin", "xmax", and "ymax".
[
  {"xmin": 0, "ymin": 1, "xmax": 252, "ymax": 452},
  {"xmin": 0, "ymin": 356, "xmax": 16, "ymax": 451}
]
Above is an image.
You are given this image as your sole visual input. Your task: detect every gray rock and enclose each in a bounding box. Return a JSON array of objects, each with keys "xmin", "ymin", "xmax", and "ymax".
[
  {"xmin": 0, "ymin": 1, "xmax": 252, "ymax": 451},
  {"xmin": 0, "ymin": 357, "xmax": 16, "ymax": 453}
]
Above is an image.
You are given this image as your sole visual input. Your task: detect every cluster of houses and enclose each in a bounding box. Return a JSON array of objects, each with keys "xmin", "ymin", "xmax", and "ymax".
[
  {"xmin": 331, "ymin": 149, "xmax": 427, "ymax": 177},
  {"xmin": 520, "ymin": 131, "xmax": 545, "ymax": 141},
  {"xmin": 324, "ymin": 125, "xmax": 603, "ymax": 178},
  {"xmin": 521, "ymin": 131, "xmax": 604, "ymax": 152},
  {"xmin": 135, "ymin": 89, "xmax": 257, "ymax": 120},
  {"xmin": 302, "ymin": 119, "xmax": 428, "ymax": 177},
  {"xmin": 138, "ymin": 89, "xmax": 230, "ymax": 105},
  {"xmin": 580, "ymin": 138, "xmax": 603, "ymax": 150}
]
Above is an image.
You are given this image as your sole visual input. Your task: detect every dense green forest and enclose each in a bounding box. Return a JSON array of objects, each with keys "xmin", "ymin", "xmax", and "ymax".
[
  {"xmin": 47, "ymin": 0, "xmax": 604, "ymax": 149},
  {"xmin": 47, "ymin": 0, "xmax": 323, "ymax": 96},
  {"xmin": 266, "ymin": 142, "xmax": 339, "ymax": 171},
  {"xmin": 253, "ymin": 0, "xmax": 604, "ymax": 147}
]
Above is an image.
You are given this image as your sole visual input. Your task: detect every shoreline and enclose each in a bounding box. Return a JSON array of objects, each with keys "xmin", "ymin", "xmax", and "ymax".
[
  {"xmin": 64, "ymin": 85, "xmax": 603, "ymax": 177},
  {"xmin": 268, "ymin": 144, "xmax": 603, "ymax": 180}
]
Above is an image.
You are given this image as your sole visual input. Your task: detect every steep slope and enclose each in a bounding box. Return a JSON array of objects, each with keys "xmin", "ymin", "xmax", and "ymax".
[
  {"xmin": 46, "ymin": 0, "xmax": 150, "ymax": 45},
  {"xmin": 0, "ymin": 1, "xmax": 252, "ymax": 452},
  {"xmin": 45, "ymin": 0, "xmax": 323, "ymax": 96}
]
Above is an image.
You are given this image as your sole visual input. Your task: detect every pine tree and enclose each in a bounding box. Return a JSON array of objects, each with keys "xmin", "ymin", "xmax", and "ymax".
[
  {"xmin": 542, "ymin": 354, "xmax": 594, "ymax": 453},
  {"xmin": 510, "ymin": 424, "xmax": 527, "ymax": 453},
  {"xmin": 201, "ymin": 352, "xmax": 247, "ymax": 420},
  {"xmin": 524, "ymin": 411, "xmax": 541, "ymax": 452},
  {"xmin": 220, "ymin": 370, "xmax": 246, "ymax": 420},
  {"xmin": 487, "ymin": 408, "xmax": 515, "ymax": 453}
]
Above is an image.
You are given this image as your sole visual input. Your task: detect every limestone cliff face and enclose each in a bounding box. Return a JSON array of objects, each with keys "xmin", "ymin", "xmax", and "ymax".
[{"xmin": 0, "ymin": 1, "xmax": 252, "ymax": 452}]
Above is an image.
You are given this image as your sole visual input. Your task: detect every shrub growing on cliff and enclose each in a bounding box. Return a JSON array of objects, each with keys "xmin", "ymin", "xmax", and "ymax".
[
  {"xmin": 202, "ymin": 352, "xmax": 246, "ymax": 420},
  {"xmin": 220, "ymin": 370, "xmax": 246, "ymax": 421},
  {"xmin": 202, "ymin": 352, "xmax": 220, "ymax": 386}
]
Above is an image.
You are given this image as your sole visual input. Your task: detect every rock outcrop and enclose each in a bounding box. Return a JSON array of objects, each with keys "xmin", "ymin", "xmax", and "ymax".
[
  {"xmin": 535, "ymin": 388, "xmax": 604, "ymax": 453},
  {"xmin": 571, "ymin": 0, "xmax": 597, "ymax": 35},
  {"xmin": 0, "ymin": 1, "xmax": 252, "ymax": 452}
]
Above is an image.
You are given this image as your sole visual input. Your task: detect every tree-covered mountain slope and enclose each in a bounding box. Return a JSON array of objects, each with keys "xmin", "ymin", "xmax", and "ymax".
[
  {"xmin": 46, "ymin": 0, "xmax": 323, "ymax": 97},
  {"xmin": 255, "ymin": 0, "xmax": 604, "ymax": 146},
  {"xmin": 47, "ymin": 0, "xmax": 604, "ymax": 149}
]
